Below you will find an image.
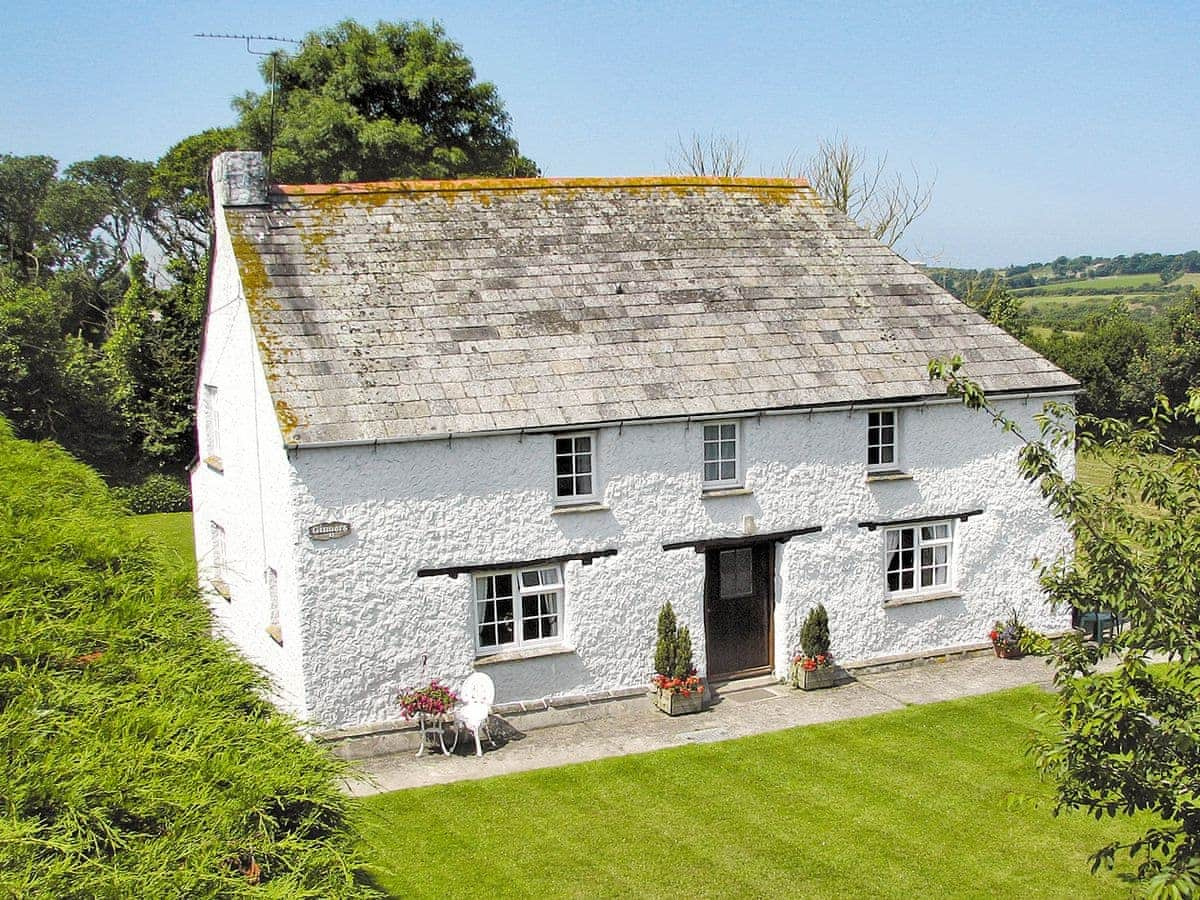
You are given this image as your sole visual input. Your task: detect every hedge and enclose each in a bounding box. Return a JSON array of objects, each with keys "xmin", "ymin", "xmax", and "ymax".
[{"xmin": 0, "ymin": 420, "xmax": 376, "ymax": 898}]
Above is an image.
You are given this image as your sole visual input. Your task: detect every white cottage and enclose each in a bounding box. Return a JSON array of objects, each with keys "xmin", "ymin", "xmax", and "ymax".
[{"xmin": 191, "ymin": 151, "xmax": 1077, "ymax": 740}]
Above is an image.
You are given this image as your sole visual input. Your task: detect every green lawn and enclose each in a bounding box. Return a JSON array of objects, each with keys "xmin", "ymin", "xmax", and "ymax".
[
  {"xmin": 129, "ymin": 511, "xmax": 195, "ymax": 567},
  {"xmin": 358, "ymin": 687, "xmax": 1145, "ymax": 897}
]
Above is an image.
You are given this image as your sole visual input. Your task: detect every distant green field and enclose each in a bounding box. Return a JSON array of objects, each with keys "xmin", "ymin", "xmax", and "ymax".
[
  {"xmin": 129, "ymin": 511, "xmax": 195, "ymax": 568},
  {"xmin": 1015, "ymin": 273, "xmax": 1164, "ymax": 295},
  {"xmin": 1176, "ymin": 272, "xmax": 1200, "ymax": 288}
]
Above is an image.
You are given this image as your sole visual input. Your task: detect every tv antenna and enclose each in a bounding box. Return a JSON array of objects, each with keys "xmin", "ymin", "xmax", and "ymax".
[{"xmin": 195, "ymin": 32, "xmax": 301, "ymax": 182}]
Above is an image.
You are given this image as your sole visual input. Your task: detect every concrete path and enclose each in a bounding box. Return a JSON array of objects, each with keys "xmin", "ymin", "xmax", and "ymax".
[{"xmin": 343, "ymin": 652, "xmax": 1064, "ymax": 797}]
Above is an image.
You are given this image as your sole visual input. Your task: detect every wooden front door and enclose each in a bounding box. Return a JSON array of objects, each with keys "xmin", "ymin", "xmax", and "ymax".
[{"xmin": 704, "ymin": 543, "xmax": 773, "ymax": 679}]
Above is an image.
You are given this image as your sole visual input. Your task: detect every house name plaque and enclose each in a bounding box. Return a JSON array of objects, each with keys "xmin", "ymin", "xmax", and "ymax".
[{"xmin": 308, "ymin": 522, "xmax": 351, "ymax": 541}]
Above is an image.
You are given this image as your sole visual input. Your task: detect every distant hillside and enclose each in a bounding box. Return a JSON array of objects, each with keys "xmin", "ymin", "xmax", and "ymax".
[{"xmin": 923, "ymin": 251, "xmax": 1200, "ymax": 334}]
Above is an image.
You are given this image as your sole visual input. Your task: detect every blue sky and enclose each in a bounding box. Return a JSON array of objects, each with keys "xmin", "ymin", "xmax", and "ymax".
[{"xmin": 3, "ymin": 1, "xmax": 1197, "ymax": 266}]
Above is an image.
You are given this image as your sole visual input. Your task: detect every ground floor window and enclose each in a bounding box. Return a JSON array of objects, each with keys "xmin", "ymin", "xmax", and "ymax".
[
  {"xmin": 884, "ymin": 521, "xmax": 953, "ymax": 596},
  {"xmin": 474, "ymin": 564, "xmax": 563, "ymax": 653}
]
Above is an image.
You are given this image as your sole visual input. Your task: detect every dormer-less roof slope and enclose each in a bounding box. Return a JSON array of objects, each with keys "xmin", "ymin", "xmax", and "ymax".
[{"xmin": 222, "ymin": 177, "xmax": 1077, "ymax": 446}]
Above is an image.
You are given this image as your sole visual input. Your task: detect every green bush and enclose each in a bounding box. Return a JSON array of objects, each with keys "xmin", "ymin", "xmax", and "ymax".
[
  {"xmin": 112, "ymin": 472, "xmax": 192, "ymax": 513},
  {"xmin": 800, "ymin": 604, "xmax": 831, "ymax": 659},
  {"xmin": 0, "ymin": 419, "xmax": 375, "ymax": 898}
]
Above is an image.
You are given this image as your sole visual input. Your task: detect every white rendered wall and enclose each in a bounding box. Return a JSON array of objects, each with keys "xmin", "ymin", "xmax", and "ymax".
[
  {"xmin": 288, "ymin": 396, "xmax": 1073, "ymax": 730},
  {"xmin": 189, "ymin": 208, "xmax": 308, "ymax": 719}
]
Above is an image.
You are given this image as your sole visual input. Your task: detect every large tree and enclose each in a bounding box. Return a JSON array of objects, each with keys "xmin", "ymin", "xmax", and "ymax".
[
  {"xmin": 931, "ymin": 358, "xmax": 1200, "ymax": 896},
  {"xmin": 233, "ymin": 19, "xmax": 538, "ymax": 183}
]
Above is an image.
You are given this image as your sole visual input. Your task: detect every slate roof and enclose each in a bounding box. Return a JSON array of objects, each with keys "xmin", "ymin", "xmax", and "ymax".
[{"xmin": 221, "ymin": 177, "xmax": 1077, "ymax": 446}]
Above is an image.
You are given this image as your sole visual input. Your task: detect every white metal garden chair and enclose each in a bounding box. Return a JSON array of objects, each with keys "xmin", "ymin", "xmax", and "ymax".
[{"xmin": 453, "ymin": 672, "xmax": 496, "ymax": 757}]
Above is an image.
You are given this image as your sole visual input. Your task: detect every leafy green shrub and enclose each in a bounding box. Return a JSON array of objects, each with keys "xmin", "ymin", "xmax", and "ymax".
[
  {"xmin": 0, "ymin": 418, "xmax": 375, "ymax": 897},
  {"xmin": 800, "ymin": 604, "xmax": 831, "ymax": 659},
  {"xmin": 112, "ymin": 472, "xmax": 191, "ymax": 513},
  {"xmin": 654, "ymin": 601, "xmax": 678, "ymax": 677}
]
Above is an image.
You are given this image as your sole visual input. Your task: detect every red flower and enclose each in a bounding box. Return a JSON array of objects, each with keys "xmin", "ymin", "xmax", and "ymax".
[{"xmin": 988, "ymin": 629, "xmax": 999, "ymax": 642}]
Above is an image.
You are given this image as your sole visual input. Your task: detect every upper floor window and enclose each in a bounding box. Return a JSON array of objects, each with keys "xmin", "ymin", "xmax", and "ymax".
[
  {"xmin": 474, "ymin": 565, "xmax": 564, "ymax": 654},
  {"xmin": 202, "ymin": 384, "xmax": 222, "ymax": 466},
  {"xmin": 555, "ymin": 433, "xmax": 596, "ymax": 503},
  {"xmin": 702, "ymin": 421, "xmax": 740, "ymax": 488},
  {"xmin": 884, "ymin": 521, "xmax": 953, "ymax": 597},
  {"xmin": 867, "ymin": 410, "xmax": 897, "ymax": 471}
]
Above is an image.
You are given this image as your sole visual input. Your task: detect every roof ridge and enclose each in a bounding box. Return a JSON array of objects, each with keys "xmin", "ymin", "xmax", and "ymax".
[{"xmin": 275, "ymin": 175, "xmax": 812, "ymax": 196}]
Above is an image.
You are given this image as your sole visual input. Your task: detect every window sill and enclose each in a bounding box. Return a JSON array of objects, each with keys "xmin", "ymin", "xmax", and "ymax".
[
  {"xmin": 204, "ymin": 456, "xmax": 224, "ymax": 473},
  {"xmin": 866, "ymin": 470, "xmax": 912, "ymax": 483},
  {"xmin": 474, "ymin": 644, "xmax": 576, "ymax": 667},
  {"xmin": 700, "ymin": 486, "xmax": 753, "ymax": 499},
  {"xmin": 884, "ymin": 590, "xmax": 962, "ymax": 608},
  {"xmin": 211, "ymin": 578, "xmax": 231, "ymax": 601},
  {"xmin": 265, "ymin": 624, "xmax": 283, "ymax": 646},
  {"xmin": 551, "ymin": 502, "xmax": 610, "ymax": 515}
]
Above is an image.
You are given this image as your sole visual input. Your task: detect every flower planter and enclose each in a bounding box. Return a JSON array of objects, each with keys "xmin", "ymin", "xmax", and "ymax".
[
  {"xmin": 652, "ymin": 687, "xmax": 705, "ymax": 716},
  {"xmin": 992, "ymin": 643, "xmax": 1024, "ymax": 660},
  {"xmin": 791, "ymin": 663, "xmax": 837, "ymax": 691}
]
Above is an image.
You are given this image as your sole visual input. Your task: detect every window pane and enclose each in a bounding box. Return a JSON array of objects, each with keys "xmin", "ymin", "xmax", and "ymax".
[
  {"xmin": 902, "ymin": 569, "xmax": 914, "ymax": 589},
  {"xmin": 557, "ymin": 476, "xmax": 575, "ymax": 496},
  {"xmin": 703, "ymin": 424, "xmax": 719, "ymax": 442},
  {"xmin": 520, "ymin": 570, "xmax": 540, "ymax": 589},
  {"xmin": 574, "ymin": 436, "xmax": 590, "ymax": 454},
  {"xmin": 704, "ymin": 461, "xmax": 720, "ymax": 482},
  {"xmin": 881, "ymin": 426, "xmax": 894, "ymax": 443},
  {"xmin": 538, "ymin": 567, "xmax": 561, "ymax": 587},
  {"xmin": 720, "ymin": 461, "xmax": 736, "ymax": 481},
  {"xmin": 922, "ymin": 523, "xmax": 949, "ymax": 541},
  {"xmin": 576, "ymin": 474, "xmax": 593, "ymax": 495},
  {"xmin": 704, "ymin": 442, "xmax": 720, "ymax": 461},
  {"xmin": 555, "ymin": 437, "xmax": 572, "ymax": 455},
  {"xmin": 557, "ymin": 456, "xmax": 574, "ymax": 476},
  {"xmin": 721, "ymin": 439, "xmax": 736, "ymax": 458},
  {"xmin": 879, "ymin": 446, "xmax": 894, "ymax": 465},
  {"xmin": 868, "ymin": 445, "xmax": 880, "ymax": 465},
  {"xmin": 479, "ymin": 623, "xmax": 496, "ymax": 647},
  {"xmin": 720, "ymin": 423, "xmax": 735, "ymax": 440},
  {"xmin": 575, "ymin": 455, "xmax": 591, "ymax": 474},
  {"xmin": 719, "ymin": 548, "xmax": 753, "ymax": 598},
  {"xmin": 542, "ymin": 615, "xmax": 559, "ymax": 637},
  {"xmin": 498, "ymin": 619, "xmax": 514, "ymax": 645}
]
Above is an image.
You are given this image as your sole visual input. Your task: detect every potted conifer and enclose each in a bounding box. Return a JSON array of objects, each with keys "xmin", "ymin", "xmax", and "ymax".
[
  {"xmin": 650, "ymin": 602, "xmax": 705, "ymax": 715},
  {"xmin": 791, "ymin": 603, "xmax": 837, "ymax": 690}
]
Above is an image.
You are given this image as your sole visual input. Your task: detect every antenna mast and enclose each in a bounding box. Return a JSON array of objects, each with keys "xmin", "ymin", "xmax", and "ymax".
[{"xmin": 195, "ymin": 32, "xmax": 301, "ymax": 182}]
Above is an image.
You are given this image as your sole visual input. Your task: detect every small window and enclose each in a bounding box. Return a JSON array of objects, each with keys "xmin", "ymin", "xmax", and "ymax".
[
  {"xmin": 554, "ymin": 433, "xmax": 597, "ymax": 503},
  {"xmin": 210, "ymin": 521, "xmax": 227, "ymax": 575},
  {"xmin": 884, "ymin": 521, "xmax": 954, "ymax": 597},
  {"xmin": 474, "ymin": 564, "xmax": 564, "ymax": 654},
  {"xmin": 266, "ymin": 567, "xmax": 282, "ymax": 645},
  {"xmin": 702, "ymin": 421, "xmax": 740, "ymax": 487},
  {"xmin": 202, "ymin": 384, "xmax": 221, "ymax": 465},
  {"xmin": 868, "ymin": 410, "xmax": 897, "ymax": 470}
]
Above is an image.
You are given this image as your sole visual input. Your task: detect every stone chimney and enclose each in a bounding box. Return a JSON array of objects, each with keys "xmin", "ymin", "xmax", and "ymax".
[{"xmin": 211, "ymin": 151, "xmax": 268, "ymax": 207}]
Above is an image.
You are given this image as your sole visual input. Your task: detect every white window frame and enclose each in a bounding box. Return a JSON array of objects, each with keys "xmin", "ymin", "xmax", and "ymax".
[
  {"xmin": 473, "ymin": 564, "xmax": 565, "ymax": 655},
  {"xmin": 553, "ymin": 432, "xmax": 598, "ymax": 505},
  {"xmin": 702, "ymin": 420, "xmax": 741, "ymax": 488},
  {"xmin": 867, "ymin": 409, "xmax": 898, "ymax": 471},
  {"xmin": 202, "ymin": 384, "xmax": 221, "ymax": 463},
  {"xmin": 883, "ymin": 520, "xmax": 955, "ymax": 598}
]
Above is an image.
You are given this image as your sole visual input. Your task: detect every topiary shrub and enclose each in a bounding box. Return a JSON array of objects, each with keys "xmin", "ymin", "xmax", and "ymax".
[
  {"xmin": 654, "ymin": 602, "xmax": 678, "ymax": 677},
  {"xmin": 112, "ymin": 473, "xmax": 191, "ymax": 514},
  {"xmin": 800, "ymin": 603, "xmax": 831, "ymax": 660},
  {"xmin": 673, "ymin": 626, "xmax": 693, "ymax": 680}
]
